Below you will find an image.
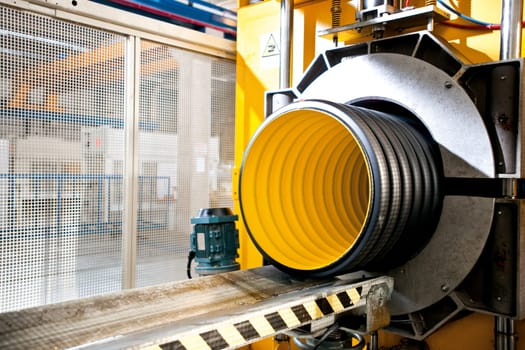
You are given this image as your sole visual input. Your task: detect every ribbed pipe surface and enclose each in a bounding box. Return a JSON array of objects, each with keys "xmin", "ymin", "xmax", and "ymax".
[{"xmin": 239, "ymin": 100, "xmax": 443, "ymax": 277}]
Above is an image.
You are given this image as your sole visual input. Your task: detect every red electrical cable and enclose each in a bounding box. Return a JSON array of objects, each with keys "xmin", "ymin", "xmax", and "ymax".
[
  {"xmin": 440, "ymin": 20, "xmax": 525, "ymax": 30},
  {"xmin": 440, "ymin": 21, "xmax": 489, "ymax": 30}
]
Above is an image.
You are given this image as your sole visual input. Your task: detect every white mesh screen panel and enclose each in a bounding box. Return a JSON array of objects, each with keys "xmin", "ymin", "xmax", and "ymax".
[
  {"xmin": 0, "ymin": 6, "xmax": 125, "ymax": 311},
  {"xmin": 210, "ymin": 59, "xmax": 236, "ymax": 208},
  {"xmin": 0, "ymin": 4, "xmax": 236, "ymax": 308},
  {"xmin": 136, "ymin": 42, "xmax": 236, "ymax": 287}
]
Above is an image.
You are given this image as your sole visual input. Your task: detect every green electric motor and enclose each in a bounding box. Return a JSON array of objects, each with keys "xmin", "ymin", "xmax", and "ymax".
[{"xmin": 189, "ymin": 208, "xmax": 240, "ymax": 276}]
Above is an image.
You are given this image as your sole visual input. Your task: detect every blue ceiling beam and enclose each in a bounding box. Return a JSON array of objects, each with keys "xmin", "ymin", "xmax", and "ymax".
[{"xmin": 91, "ymin": 0, "xmax": 237, "ymax": 39}]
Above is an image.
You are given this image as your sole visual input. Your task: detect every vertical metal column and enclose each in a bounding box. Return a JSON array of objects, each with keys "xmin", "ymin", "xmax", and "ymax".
[
  {"xmin": 495, "ymin": 317, "xmax": 517, "ymax": 350},
  {"xmin": 496, "ymin": 1, "xmax": 522, "ymax": 347},
  {"xmin": 369, "ymin": 331, "xmax": 379, "ymax": 350},
  {"xmin": 271, "ymin": 0, "xmax": 294, "ymax": 112},
  {"xmin": 279, "ymin": 0, "xmax": 293, "ymax": 89},
  {"xmin": 122, "ymin": 35, "xmax": 140, "ymax": 289},
  {"xmin": 500, "ymin": 0, "xmax": 523, "ymax": 60}
]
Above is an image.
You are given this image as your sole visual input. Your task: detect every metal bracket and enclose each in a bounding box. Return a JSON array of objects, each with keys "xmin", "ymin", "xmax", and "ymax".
[
  {"xmin": 318, "ymin": 6, "xmax": 449, "ymax": 42},
  {"xmin": 444, "ymin": 177, "xmax": 525, "ymax": 199},
  {"xmin": 366, "ymin": 282, "xmax": 392, "ymax": 333},
  {"xmin": 265, "ymin": 89, "xmax": 297, "ymax": 117}
]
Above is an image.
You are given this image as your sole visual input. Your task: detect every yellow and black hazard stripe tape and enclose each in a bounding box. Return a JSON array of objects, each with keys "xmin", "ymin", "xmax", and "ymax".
[{"xmin": 165, "ymin": 286, "xmax": 363, "ymax": 350}]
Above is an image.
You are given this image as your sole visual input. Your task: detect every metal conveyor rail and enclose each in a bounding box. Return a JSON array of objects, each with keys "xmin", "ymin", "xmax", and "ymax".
[{"xmin": 0, "ymin": 266, "xmax": 393, "ymax": 350}]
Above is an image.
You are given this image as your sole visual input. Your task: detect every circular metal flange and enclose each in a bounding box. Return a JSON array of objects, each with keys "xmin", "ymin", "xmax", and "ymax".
[{"xmin": 300, "ymin": 53, "xmax": 495, "ymax": 315}]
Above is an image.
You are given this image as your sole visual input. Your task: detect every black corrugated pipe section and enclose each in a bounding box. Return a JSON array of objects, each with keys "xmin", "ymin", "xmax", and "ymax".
[{"xmin": 239, "ymin": 100, "xmax": 444, "ymax": 277}]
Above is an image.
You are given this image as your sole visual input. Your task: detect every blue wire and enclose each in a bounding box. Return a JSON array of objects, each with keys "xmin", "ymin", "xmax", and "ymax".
[{"xmin": 437, "ymin": 0, "xmax": 494, "ymax": 27}]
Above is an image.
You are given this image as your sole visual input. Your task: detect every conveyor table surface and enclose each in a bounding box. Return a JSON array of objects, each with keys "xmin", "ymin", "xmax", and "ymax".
[{"xmin": 0, "ymin": 266, "xmax": 393, "ymax": 350}]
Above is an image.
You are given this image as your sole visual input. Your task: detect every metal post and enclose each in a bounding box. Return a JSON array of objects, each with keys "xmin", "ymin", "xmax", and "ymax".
[
  {"xmin": 495, "ymin": 316, "xmax": 516, "ymax": 350},
  {"xmin": 495, "ymin": 2, "xmax": 522, "ymax": 346},
  {"xmin": 508, "ymin": 318, "xmax": 516, "ymax": 350},
  {"xmin": 500, "ymin": 0, "xmax": 523, "ymax": 60},
  {"xmin": 122, "ymin": 35, "xmax": 140, "ymax": 290},
  {"xmin": 97, "ymin": 176, "xmax": 102, "ymax": 232},
  {"xmin": 495, "ymin": 316, "xmax": 506, "ymax": 350},
  {"xmin": 272, "ymin": 0, "xmax": 295, "ymax": 112},
  {"xmin": 369, "ymin": 331, "xmax": 379, "ymax": 350},
  {"xmin": 279, "ymin": 0, "xmax": 293, "ymax": 89},
  {"xmin": 104, "ymin": 175, "xmax": 111, "ymax": 225}
]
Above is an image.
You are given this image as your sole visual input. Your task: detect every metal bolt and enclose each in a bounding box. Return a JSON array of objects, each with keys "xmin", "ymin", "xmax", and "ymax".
[
  {"xmin": 497, "ymin": 296, "xmax": 503, "ymax": 302},
  {"xmin": 498, "ymin": 211, "xmax": 503, "ymax": 215},
  {"xmin": 274, "ymin": 334, "xmax": 289, "ymax": 342},
  {"xmin": 400, "ymin": 269, "xmax": 405, "ymax": 274},
  {"xmin": 501, "ymin": 75, "xmax": 507, "ymax": 80},
  {"xmin": 498, "ymin": 114, "xmax": 508, "ymax": 123},
  {"xmin": 441, "ymin": 284, "xmax": 449, "ymax": 292},
  {"xmin": 444, "ymin": 81, "xmax": 453, "ymax": 89}
]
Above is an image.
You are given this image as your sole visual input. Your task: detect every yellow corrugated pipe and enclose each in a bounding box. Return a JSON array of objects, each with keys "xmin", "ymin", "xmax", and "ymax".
[{"xmin": 239, "ymin": 100, "xmax": 443, "ymax": 277}]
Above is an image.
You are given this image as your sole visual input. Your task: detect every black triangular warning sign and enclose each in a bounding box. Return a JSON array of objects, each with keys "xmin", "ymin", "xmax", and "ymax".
[{"xmin": 262, "ymin": 34, "xmax": 280, "ymax": 57}]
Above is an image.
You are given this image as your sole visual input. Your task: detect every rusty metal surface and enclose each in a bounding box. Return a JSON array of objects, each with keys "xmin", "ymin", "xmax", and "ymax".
[{"xmin": 0, "ymin": 266, "xmax": 393, "ymax": 350}]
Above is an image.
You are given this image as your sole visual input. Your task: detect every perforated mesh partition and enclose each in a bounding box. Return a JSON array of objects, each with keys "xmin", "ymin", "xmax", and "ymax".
[
  {"xmin": 0, "ymin": 4, "xmax": 235, "ymax": 311},
  {"xmin": 0, "ymin": 6, "xmax": 126, "ymax": 312},
  {"xmin": 136, "ymin": 42, "xmax": 235, "ymax": 287}
]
